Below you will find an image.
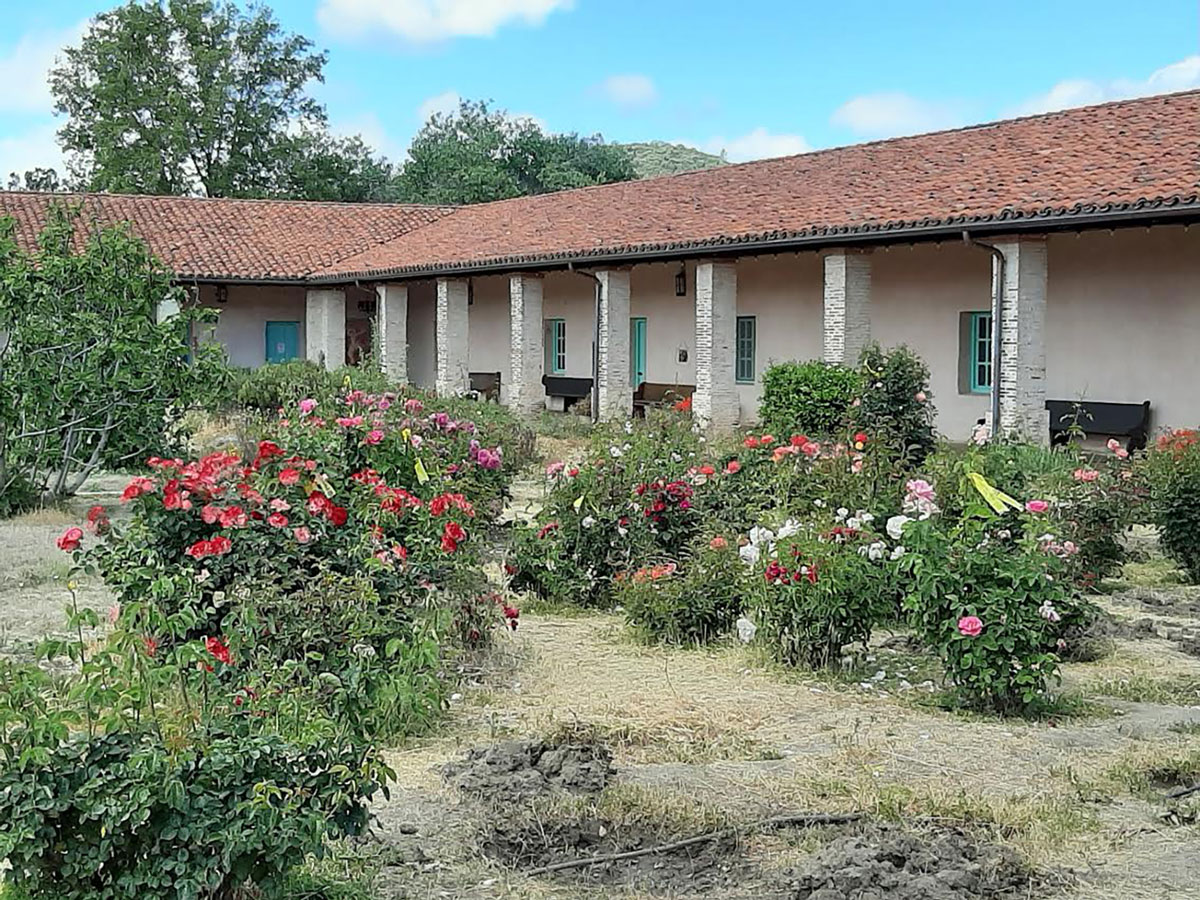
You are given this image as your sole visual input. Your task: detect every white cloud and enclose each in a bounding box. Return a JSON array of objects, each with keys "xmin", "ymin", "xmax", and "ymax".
[
  {"xmin": 0, "ymin": 122, "xmax": 64, "ymax": 180},
  {"xmin": 830, "ymin": 92, "xmax": 964, "ymax": 139},
  {"xmin": 317, "ymin": 0, "xmax": 573, "ymax": 43},
  {"xmin": 0, "ymin": 21, "xmax": 86, "ymax": 114},
  {"xmin": 696, "ymin": 127, "xmax": 811, "ymax": 163},
  {"xmin": 1017, "ymin": 55, "xmax": 1200, "ymax": 115},
  {"xmin": 417, "ymin": 90, "xmax": 462, "ymax": 122},
  {"xmin": 595, "ymin": 74, "xmax": 657, "ymax": 111}
]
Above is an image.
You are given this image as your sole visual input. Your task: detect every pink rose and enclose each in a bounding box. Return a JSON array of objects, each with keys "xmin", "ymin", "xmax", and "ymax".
[
  {"xmin": 365, "ymin": 429, "xmax": 385, "ymax": 445},
  {"xmin": 915, "ymin": 391, "xmax": 927, "ymax": 403},
  {"xmin": 957, "ymin": 615, "xmax": 983, "ymax": 637},
  {"xmin": 1025, "ymin": 500, "xmax": 1049, "ymax": 513},
  {"xmin": 1073, "ymin": 468, "xmax": 1099, "ymax": 483},
  {"xmin": 293, "ymin": 526, "xmax": 312, "ymax": 544},
  {"xmin": 1106, "ymin": 438, "xmax": 1121, "ymax": 452},
  {"xmin": 299, "ymin": 398, "xmax": 317, "ymax": 415}
]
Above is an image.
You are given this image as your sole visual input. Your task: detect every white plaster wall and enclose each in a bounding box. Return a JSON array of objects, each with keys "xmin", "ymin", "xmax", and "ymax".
[
  {"xmin": 630, "ymin": 262, "xmax": 695, "ymax": 387},
  {"xmin": 1046, "ymin": 226, "xmax": 1200, "ymax": 432},
  {"xmin": 872, "ymin": 243, "xmax": 993, "ymax": 440},
  {"xmin": 467, "ymin": 275, "xmax": 512, "ymax": 380},
  {"xmin": 407, "ymin": 281, "xmax": 437, "ymax": 388},
  {"xmin": 735, "ymin": 254, "xmax": 824, "ymax": 420},
  {"xmin": 542, "ymin": 271, "xmax": 596, "ymax": 379},
  {"xmin": 198, "ymin": 283, "xmax": 308, "ymax": 368}
]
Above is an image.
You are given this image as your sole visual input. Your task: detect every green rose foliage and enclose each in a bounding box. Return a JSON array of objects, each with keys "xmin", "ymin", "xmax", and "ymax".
[
  {"xmin": 0, "ymin": 205, "xmax": 226, "ymax": 507},
  {"xmin": 510, "ymin": 409, "xmax": 703, "ymax": 607},
  {"xmin": 748, "ymin": 523, "xmax": 897, "ymax": 669},
  {"xmin": 900, "ymin": 511, "xmax": 1089, "ymax": 715},
  {"xmin": 759, "ymin": 360, "xmax": 863, "ymax": 437},
  {"xmin": 0, "ymin": 725, "xmax": 387, "ymax": 900},
  {"xmin": 621, "ymin": 535, "xmax": 747, "ymax": 645},
  {"xmin": 1144, "ymin": 430, "xmax": 1200, "ymax": 584},
  {"xmin": 851, "ymin": 344, "xmax": 936, "ymax": 464}
]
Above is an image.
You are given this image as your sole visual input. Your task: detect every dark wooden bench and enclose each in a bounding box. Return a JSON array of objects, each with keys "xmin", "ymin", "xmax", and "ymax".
[
  {"xmin": 633, "ymin": 382, "xmax": 695, "ymax": 417},
  {"xmin": 469, "ymin": 371, "xmax": 501, "ymax": 401},
  {"xmin": 1045, "ymin": 399, "xmax": 1151, "ymax": 452},
  {"xmin": 543, "ymin": 375, "xmax": 593, "ymax": 412}
]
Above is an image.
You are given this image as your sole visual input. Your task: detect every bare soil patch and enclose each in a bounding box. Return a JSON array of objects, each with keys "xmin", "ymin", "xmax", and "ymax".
[{"xmin": 442, "ymin": 738, "xmax": 616, "ymax": 802}]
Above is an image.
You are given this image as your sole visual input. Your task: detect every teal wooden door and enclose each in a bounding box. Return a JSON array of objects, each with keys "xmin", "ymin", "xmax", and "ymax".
[
  {"xmin": 630, "ymin": 317, "xmax": 647, "ymax": 388},
  {"xmin": 265, "ymin": 321, "xmax": 300, "ymax": 363}
]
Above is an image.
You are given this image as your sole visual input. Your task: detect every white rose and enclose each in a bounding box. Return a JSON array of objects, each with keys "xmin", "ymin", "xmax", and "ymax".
[{"xmin": 886, "ymin": 515, "xmax": 912, "ymax": 541}]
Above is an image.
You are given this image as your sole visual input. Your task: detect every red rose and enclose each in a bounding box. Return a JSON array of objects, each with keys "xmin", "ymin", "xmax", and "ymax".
[
  {"xmin": 56, "ymin": 526, "xmax": 84, "ymax": 552},
  {"xmin": 205, "ymin": 636, "xmax": 233, "ymax": 665},
  {"xmin": 267, "ymin": 512, "xmax": 288, "ymax": 528},
  {"xmin": 279, "ymin": 468, "xmax": 301, "ymax": 486},
  {"xmin": 327, "ymin": 505, "xmax": 348, "ymax": 527},
  {"xmin": 724, "ymin": 460, "xmax": 742, "ymax": 474}
]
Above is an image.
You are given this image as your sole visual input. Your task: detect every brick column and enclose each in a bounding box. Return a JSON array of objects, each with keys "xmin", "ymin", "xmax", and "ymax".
[
  {"xmin": 435, "ymin": 278, "xmax": 470, "ymax": 395},
  {"xmin": 694, "ymin": 260, "xmax": 739, "ymax": 428},
  {"xmin": 376, "ymin": 283, "xmax": 408, "ymax": 382},
  {"xmin": 305, "ymin": 288, "xmax": 346, "ymax": 370},
  {"xmin": 995, "ymin": 237, "xmax": 1048, "ymax": 442},
  {"xmin": 595, "ymin": 269, "xmax": 631, "ymax": 421},
  {"xmin": 822, "ymin": 251, "xmax": 872, "ymax": 365},
  {"xmin": 504, "ymin": 274, "xmax": 544, "ymax": 416}
]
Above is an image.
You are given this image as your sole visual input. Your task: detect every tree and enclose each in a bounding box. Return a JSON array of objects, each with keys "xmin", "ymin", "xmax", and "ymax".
[
  {"xmin": 50, "ymin": 0, "xmax": 343, "ymax": 199},
  {"xmin": 0, "ymin": 205, "xmax": 226, "ymax": 509},
  {"xmin": 273, "ymin": 130, "xmax": 398, "ymax": 203},
  {"xmin": 395, "ymin": 100, "xmax": 636, "ymax": 205},
  {"xmin": 6, "ymin": 168, "xmax": 65, "ymax": 192}
]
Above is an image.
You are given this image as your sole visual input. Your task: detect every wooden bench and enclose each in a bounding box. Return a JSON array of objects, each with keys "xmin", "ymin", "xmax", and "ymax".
[
  {"xmin": 632, "ymin": 382, "xmax": 695, "ymax": 417},
  {"xmin": 1045, "ymin": 399, "xmax": 1151, "ymax": 452},
  {"xmin": 543, "ymin": 375, "xmax": 593, "ymax": 412},
  {"xmin": 469, "ymin": 371, "xmax": 501, "ymax": 402}
]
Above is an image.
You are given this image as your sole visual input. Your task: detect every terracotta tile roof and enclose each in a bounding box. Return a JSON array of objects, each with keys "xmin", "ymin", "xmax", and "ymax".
[
  {"xmin": 320, "ymin": 88, "xmax": 1200, "ymax": 279},
  {"xmin": 1, "ymin": 90, "xmax": 1197, "ymax": 284},
  {"xmin": 0, "ymin": 192, "xmax": 456, "ymax": 280}
]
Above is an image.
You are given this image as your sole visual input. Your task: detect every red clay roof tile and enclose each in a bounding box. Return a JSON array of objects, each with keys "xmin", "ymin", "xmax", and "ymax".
[{"xmin": 1, "ymin": 90, "xmax": 1197, "ymax": 283}]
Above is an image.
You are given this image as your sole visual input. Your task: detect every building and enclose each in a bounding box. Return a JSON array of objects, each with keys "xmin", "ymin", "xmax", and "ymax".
[{"xmin": 3, "ymin": 89, "xmax": 1199, "ymax": 441}]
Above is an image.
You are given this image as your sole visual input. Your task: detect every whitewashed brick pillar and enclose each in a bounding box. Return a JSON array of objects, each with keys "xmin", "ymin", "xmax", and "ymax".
[
  {"xmin": 822, "ymin": 250, "xmax": 872, "ymax": 364},
  {"xmin": 305, "ymin": 288, "xmax": 346, "ymax": 370},
  {"xmin": 595, "ymin": 269, "xmax": 631, "ymax": 421},
  {"xmin": 694, "ymin": 260, "xmax": 739, "ymax": 428},
  {"xmin": 376, "ymin": 283, "xmax": 408, "ymax": 382},
  {"xmin": 435, "ymin": 278, "xmax": 470, "ymax": 395},
  {"xmin": 155, "ymin": 296, "xmax": 181, "ymax": 324},
  {"xmin": 504, "ymin": 274, "xmax": 544, "ymax": 416},
  {"xmin": 995, "ymin": 237, "xmax": 1049, "ymax": 442}
]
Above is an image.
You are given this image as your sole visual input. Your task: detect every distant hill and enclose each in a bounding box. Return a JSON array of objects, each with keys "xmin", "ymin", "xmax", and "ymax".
[{"xmin": 619, "ymin": 141, "xmax": 728, "ymax": 179}]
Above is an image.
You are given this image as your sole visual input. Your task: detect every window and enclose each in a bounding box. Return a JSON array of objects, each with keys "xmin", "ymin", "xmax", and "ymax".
[
  {"xmin": 968, "ymin": 312, "xmax": 992, "ymax": 394},
  {"xmin": 735, "ymin": 316, "xmax": 756, "ymax": 383},
  {"xmin": 546, "ymin": 318, "xmax": 566, "ymax": 374}
]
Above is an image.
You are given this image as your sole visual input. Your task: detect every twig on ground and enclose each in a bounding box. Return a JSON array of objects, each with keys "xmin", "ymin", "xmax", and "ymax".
[
  {"xmin": 521, "ymin": 811, "xmax": 863, "ymax": 877},
  {"xmin": 1165, "ymin": 783, "xmax": 1200, "ymax": 800}
]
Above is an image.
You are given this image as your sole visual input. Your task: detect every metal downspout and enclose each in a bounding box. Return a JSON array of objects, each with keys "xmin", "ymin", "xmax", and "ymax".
[{"xmin": 963, "ymin": 231, "xmax": 1005, "ymax": 439}]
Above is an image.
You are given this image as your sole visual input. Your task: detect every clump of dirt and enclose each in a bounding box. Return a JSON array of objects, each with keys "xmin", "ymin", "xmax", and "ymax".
[
  {"xmin": 481, "ymin": 816, "xmax": 766, "ymax": 895},
  {"xmin": 441, "ymin": 738, "xmax": 615, "ymax": 802},
  {"xmin": 791, "ymin": 826, "xmax": 1031, "ymax": 900}
]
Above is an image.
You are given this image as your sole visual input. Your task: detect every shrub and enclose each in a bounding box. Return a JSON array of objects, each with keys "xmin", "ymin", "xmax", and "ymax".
[
  {"xmin": 898, "ymin": 478, "xmax": 1088, "ymax": 714},
  {"xmin": 0, "ymin": 724, "xmax": 385, "ymax": 900},
  {"xmin": 232, "ymin": 360, "xmax": 391, "ymax": 413},
  {"xmin": 1145, "ymin": 429, "xmax": 1200, "ymax": 583},
  {"xmin": 759, "ymin": 360, "xmax": 861, "ymax": 436},
  {"xmin": 851, "ymin": 344, "xmax": 935, "ymax": 463},
  {"xmin": 0, "ymin": 205, "xmax": 227, "ymax": 508},
  {"xmin": 746, "ymin": 517, "xmax": 896, "ymax": 668},
  {"xmin": 621, "ymin": 535, "xmax": 745, "ymax": 645},
  {"xmin": 510, "ymin": 410, "xmax": 703, "ymax": 606}
]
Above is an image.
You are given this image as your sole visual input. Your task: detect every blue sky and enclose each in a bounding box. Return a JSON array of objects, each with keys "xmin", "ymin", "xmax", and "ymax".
[{"xmin": 2, "ymin": 0, "xmax": 1199, "ymax": 178}]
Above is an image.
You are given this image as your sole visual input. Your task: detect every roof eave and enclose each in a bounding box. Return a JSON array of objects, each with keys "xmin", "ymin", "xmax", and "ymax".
[{"xmin": 307, "ymin": 197, "xmax": 1200, "ymax": 285}]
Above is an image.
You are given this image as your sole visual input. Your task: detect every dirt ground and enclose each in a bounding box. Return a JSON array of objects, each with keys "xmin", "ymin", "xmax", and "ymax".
[{"xmin": 4, "ymin": 475, "xmax": 1200, "ymax": 899}]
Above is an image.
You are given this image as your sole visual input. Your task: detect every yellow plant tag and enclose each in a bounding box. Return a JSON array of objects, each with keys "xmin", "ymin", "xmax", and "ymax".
[
  {"xmin": 967, "ymin": 472, "xmax": 1022, "ymax": 514},
  {"xmin": 312, "ymin": 473, "xmax": 335, "ymax": 497},
  {"xmin": 414, "ymin": 458, "xmax": 429, "ymax": 484},
  {"xmin": 401, "ymin": 428, "xmax": 412, "ymax": 443},
  {"xmin": 573, "ymin": 496, "xmax": 584, "ymax": 512}
]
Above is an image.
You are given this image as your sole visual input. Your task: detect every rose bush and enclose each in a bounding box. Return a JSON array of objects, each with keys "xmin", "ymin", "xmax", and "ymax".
[
  {"xmin": 620, "ymin": 534, "xmax": 747, "ymax": 645},
  {"xmin": 897, "ymin": 477, "xmax": 1092, "ymax": 714},
  {"xmin": 1144, "ymin": 428, "xmax": 1200, "ymax": 583}
]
